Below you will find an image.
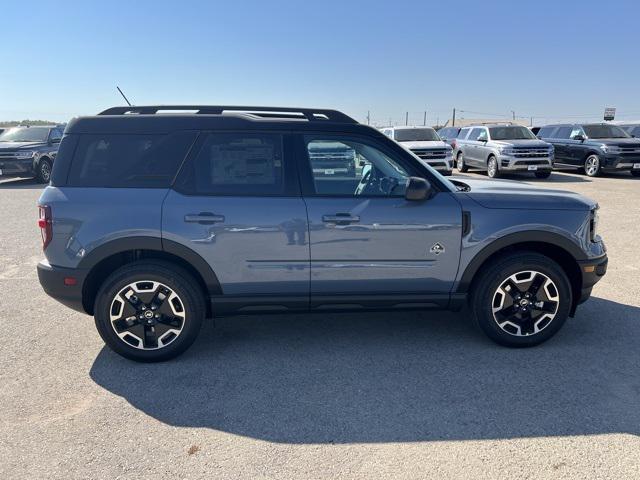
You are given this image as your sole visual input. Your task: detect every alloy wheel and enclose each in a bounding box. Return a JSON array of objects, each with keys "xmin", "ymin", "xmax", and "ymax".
[
  {"xmin": 40, "ymin": 162, "xmax": 51, "ymax": 182},
  {"xmin": 491, "ymin": 270, "xmax": 559, "ymax": 336},
  {"xmin": 487, "ymin": 157, "xmax": 498, "ymax": 178},
  {"xmin": 109, "ymin": 280, "xmax": 186, "ymax": 350},
  {"xmin": 585, "ymin": 155, "xmax": 600, "ymax": 176}
]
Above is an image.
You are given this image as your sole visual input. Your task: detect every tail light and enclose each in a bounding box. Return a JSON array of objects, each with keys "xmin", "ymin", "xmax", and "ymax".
[{"xmin": 38, "ymin": 205, "xmax": 52, "ymax": 250}]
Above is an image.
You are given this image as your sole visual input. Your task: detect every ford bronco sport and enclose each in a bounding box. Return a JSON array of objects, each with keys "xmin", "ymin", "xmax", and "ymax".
[
  {"xmin": 0, "ymin": 125, "xmax": 65, "ymax": 183},
  {"xmin": 37, "ymin": 106, "xmax": 607, "ymax": 361}
]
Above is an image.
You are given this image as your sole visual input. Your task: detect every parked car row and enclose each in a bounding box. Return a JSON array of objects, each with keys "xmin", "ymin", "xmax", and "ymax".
[
  {"xmin": 433, "ymin": 122, "xmax": 640, "ymax": 178},
  {"xmin": 0, "ymin": 125, "xmax": 65, "ymax": 183}
]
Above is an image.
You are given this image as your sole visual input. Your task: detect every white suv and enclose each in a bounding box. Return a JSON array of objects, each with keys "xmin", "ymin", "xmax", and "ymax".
[{"xmin": 381, "ymin": 126, "xmax": 453, "ymax": 175}]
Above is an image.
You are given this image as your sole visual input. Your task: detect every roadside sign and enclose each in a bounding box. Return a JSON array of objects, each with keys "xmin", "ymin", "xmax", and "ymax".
[{"xmin": 604, "ymin": 107, "xmax": 616, "ymax": 121}]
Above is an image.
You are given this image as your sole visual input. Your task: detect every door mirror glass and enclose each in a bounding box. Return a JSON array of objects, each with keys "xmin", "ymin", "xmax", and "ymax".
[
  {"xmin": 405, "ymin": 176, "xmax": 431, "ymax": 201},
  {"xmin": 573, "ymin": 134, "xmax": 585, "ymax": 141}
]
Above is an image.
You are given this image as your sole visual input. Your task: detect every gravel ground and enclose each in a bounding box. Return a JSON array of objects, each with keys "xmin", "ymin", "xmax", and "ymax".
[{"xmin": 0, "ymin": 171, "xmax": 638, "ymax": 479}]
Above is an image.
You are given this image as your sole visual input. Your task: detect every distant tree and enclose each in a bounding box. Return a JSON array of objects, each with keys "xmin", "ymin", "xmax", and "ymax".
[{"xmin": 0, "ymin": 119, "xmax": 60, "ymax": 127}]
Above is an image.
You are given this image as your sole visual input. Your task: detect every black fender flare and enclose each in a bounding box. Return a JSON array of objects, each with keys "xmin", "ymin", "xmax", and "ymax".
[
  {"xmin": 456, "ymin": 230, "xmax": 586, "ymax": 293},
  {"xmin": 77, "ymin": 236, "xmax": 222, "ymax": 295}
]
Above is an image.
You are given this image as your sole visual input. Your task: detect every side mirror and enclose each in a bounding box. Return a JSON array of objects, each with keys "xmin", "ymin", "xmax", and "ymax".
[
  {"xmin": 405, "ymin": 176, "xmax": 432, "ymax": 201},
  {"xmin": 573, "ymin": 134, "xmax": 585, "ymax": 142}
]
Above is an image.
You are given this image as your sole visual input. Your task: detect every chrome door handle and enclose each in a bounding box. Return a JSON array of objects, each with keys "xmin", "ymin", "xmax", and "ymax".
[
  {"xmin": 322, "ymin": 214, "xmax": 360, "ymax": 224},
  {"xmin": 184, "ymin": 212, "xmax": 225, "ymax": 225}
]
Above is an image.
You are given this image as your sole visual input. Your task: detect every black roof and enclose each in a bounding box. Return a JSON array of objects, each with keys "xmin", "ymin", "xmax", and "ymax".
[
  {"xmin": 540, "ymin": 122, "xmax": 617, "ymax": 128},
  {"xmin": 67, "ymin": 105, "xmax": 372, "ymax": 135}
]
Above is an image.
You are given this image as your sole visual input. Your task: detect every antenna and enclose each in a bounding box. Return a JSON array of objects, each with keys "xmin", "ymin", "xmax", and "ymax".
[{"xmin": 116, "ymin": 86, "xmax": 132, "ymax": 106}]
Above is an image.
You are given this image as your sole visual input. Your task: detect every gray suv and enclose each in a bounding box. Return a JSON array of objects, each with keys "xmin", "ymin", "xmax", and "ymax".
[
  {"xmin": 454, "ymin": 124, "xmax": 554, "ymax": 178},
  {"xmin": 37, "ymin": 106, "xmax": 607, "ymax": 361}
]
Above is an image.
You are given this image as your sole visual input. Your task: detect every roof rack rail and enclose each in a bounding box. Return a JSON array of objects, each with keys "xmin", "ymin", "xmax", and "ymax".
[{"xmin": 98, "ymin": 105, "xmax": 358, "ymax": 124}]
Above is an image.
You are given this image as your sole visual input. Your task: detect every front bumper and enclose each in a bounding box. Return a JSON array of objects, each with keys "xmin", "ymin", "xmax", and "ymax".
[
  {"xmin": 601, "ymin": 154, "xmax": 640, "ymax": 171},
  {"xmin": 0, "ymin": 158, "xmax": 34, "ymax": 176},
  {"xmin": 37, "ymin": 260, "xmax": 89, "ymax": 314},
  {"xmin": 575, "ymin": 254, "xmax": 608, "ymax": 307},
  {"xmin": 498, "ymin": 155, "xmax": 553, "ymax": 171},
  {"xmin": 423, "ymin": 159, "xmax": 453, "ymax": 172}
]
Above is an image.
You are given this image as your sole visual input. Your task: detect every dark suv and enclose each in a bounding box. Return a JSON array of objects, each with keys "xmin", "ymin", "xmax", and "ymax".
[
  {"xmin": 538, "ymin": 123, "xmax": 640, "ymax": 177},
  {"xmin": 37, "ymin": 106, "xmax": 607, "ymax": 361},
  {"xmin": 0, "ymin": 125, "xmax": 65, "ymax": 183}
]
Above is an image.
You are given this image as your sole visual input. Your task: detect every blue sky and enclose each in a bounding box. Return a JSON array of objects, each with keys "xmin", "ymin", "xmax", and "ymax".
[{"xmin": 1, "ymin": 0, "xmax": 639, "ymax": 126}]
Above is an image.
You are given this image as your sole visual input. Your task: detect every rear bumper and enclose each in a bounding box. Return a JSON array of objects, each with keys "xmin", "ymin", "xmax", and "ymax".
[
  {"xmin": 576, "ymin": 255, "xmax": 608, "ymax": 306},
  {"xmin": 37, "ymin": 260, "xmax": 89, "ymax": 314}
]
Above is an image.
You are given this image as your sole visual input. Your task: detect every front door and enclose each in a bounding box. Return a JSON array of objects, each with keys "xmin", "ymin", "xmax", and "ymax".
[
  {"xmin": 162, "ymin": 132, "xmax": 310, "ymax": 310},
  {"xmin": 297, "ymin": 134, "xmax": 462, "ymax": 302}
]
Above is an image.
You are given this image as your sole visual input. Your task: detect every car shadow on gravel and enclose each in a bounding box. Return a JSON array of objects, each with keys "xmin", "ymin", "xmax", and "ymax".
[
  {"xmin": 90, "ymin": 297, "xmax": 640, "ymax": 443},
  {"xmin": 0, "ymin": 178, "xmax": 43, "ymax": 190}
]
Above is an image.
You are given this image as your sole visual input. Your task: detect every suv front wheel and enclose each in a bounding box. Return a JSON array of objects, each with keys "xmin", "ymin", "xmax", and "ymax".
[
  {"xmin": 584, "ymin": 154, "xmax": 601, "ymax": 177},
  {"xmin": 470, "ymin": 252, "xmax": 572, "ymax": 347},
  {"xmin": 94, "ymin": 260, "xmax": 206, "ymax": 362},
  {"xmin": 456, "ymin": 152, "xmax": 468, "ymax": 173},
  {"xmin": 487, "ymin": 156, "xmax": 500, "ymax": 178},
  {"xmin": 36, "ymin": 158, "xmax": 52, "ymax": 184}
]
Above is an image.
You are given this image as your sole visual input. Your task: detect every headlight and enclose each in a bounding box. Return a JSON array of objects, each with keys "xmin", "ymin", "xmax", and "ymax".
[
  {"xmin": 601, "ymin": 144, "xmax": 620, "ymax": 154},
  {"xmin": 500, "ymin": 147, "xmax": 514, "ymax": 156},
  {"xmin": 15, "ymin": 150, "xmax": 35, "ymax": 159}
]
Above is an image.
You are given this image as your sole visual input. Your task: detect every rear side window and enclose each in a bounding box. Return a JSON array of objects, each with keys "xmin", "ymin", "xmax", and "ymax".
[
  {"xmin": 554, "ymin": 127, "xmax": 572, "ymax": 139},
  {"xmin": 68, "ymin": 131, "xmax": 196, "ymax": 188},
  {"xmin": 177, "ymin": 133, "xmax": 285, "ymax": 196}
]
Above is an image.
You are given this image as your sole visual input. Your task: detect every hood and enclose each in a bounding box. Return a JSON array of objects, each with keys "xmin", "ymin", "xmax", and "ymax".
[
  {"xmin": 454, "ymin": 177, "xmax": 596, "ymax": 211},
  {"xmin": 590, "ymin": 137, "xmax": 640, "ymax": 147},
  {"xmin": 0, "ymin": 141, "xmax": 46, "ymax": 151},
  {"xmin": 492, "ymin": 139, "xmax": 551, "ymax": 148},
  {"xmin": 401, "ymin": 140, "xmax": 450, "ymax": 149}
]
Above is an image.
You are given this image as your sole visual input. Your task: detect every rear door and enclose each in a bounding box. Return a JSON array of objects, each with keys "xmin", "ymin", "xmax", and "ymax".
[
  {"xmin": 297, "ymin": 133, "xmax": 462, "ymax": 303},
  {"xmin": 162, "ymin": 131, "xmax": 310, "ymax": 310},
  {"xmin": 552, "ymin": 126, "xmax": 572, "ymax": 165},
  {"xmin": 465, "ymin": 128, "xmax": 483, "ymax": 165}
]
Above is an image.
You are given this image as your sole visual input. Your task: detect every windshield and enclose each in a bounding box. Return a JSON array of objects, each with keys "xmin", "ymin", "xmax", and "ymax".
[
  {"xmin": 489, "ymin": 126, "xmax": 537, "ymax": 140},
  {"xmin": 0, "ymin": 127, "xmax": 50, "ymax": 143},
  {"xmin": 583, "ymin": 124, "xmax": 629, "ymax": 139},
  {"xmin": 394, "ymin": 128, "xmax": 440, "ymax": 142}
]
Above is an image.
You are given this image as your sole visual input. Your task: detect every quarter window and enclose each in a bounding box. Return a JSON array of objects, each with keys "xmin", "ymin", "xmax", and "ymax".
[{"xmin": 69, "ymin": 131, "xmax": 197, "ymax": 188}]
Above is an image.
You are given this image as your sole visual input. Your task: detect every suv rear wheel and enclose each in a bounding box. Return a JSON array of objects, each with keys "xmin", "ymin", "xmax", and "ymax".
[
  {"xmin": 456, "ymin": 152, "xmax": 468, "ymax": 173},
  {"xmin": 487, "ymin": 156, "xmax": 500, "ymax": 178},
  {"xmin": 94, "ymin": 260, "xmax": 205, "ymax": 362},
  {"xmin": 470, "ymin": 252, "xmax": 572, "ymax": 347},
  {"xmin": 584, "ymin": 154, "xmax": 601, "ymax": 177}
]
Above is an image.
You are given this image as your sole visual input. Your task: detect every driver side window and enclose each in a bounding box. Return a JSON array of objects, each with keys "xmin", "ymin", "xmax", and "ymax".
[{"xmin": 305, "ymin": 137, "xmax": 409, "ymax": 197}]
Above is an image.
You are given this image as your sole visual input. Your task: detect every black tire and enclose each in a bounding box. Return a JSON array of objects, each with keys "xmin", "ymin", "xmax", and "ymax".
[
  {"xmin": 470, "ymin": 252, "xmax": 572, "ymax": 348},
  {"xmin": 36, "ymin": 158, "xmax": 52, "ymax": 184},
  {"xmin": 487, "ymin": 155, "xmax": 500, "ymax": 178},
  {"xmin": 441, "ymin": 170, "xmax": 452, "ymax": 176},
  {"xmin": 534, "ymin": 170, "xmax": 552, "ymax": 179},
  {"xmin": 584, "ymin": 154, "xmax": 601, "ymax": 177},
  {"xmin": 631, "ymin": 170, "xmax": 640, "ymax": 177},
  {"xmin": 94, "ymin": 260, "xmax": 206, "ymax": 362},
  {"xmin": 456, "ymin": 152, "xmax": 468, "ymax": 173}
]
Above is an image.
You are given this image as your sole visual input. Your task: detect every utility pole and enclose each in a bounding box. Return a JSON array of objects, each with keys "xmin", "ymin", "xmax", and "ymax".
[
  {"xmin": 511, "ymin": 110, "xmax": 516, "ymax": 121},
  {"xmin": 436, "ymin": 116, "xmax": 439, "ymax": 127},
  {"xmin": 366, "ymin": 111, "xmax": 370, "ymax": 125},
  {"xmin": 405, "ymin": 112, "xmax": 409, "ymax": 126},
  {"xmin": 423, "ymin": 111, "xmax": 427, "ymax": 126},
  {"xmin": 530, "ymin": 116, "xmax": 533, "ymax": 126},
  {"xmin": 452, "ymin": 108, "xmax": 456, "ymax": 127}
]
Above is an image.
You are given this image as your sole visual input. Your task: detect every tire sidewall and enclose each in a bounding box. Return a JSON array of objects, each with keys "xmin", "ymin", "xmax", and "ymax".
[
  {"xmin": 94, "ymin": 263, "xmax": 204, "ymax": 362},
  {"xmin": 584, "ymin": 154, "xmax": 600, "ymax": 177},
  {"xmin": 457, "ymin": 152, "xmax": 467, "ymax": 172},
  {"xmin": 487, "ymin": 156, "xmax": 499, "ymax": 178},
  {"xmin": 37, "ymin": 158, "xmax": 52, "ymax": 183},
  {"xmin": 472, "ymin": 254, "xmax": 572, "ymax": 347}
]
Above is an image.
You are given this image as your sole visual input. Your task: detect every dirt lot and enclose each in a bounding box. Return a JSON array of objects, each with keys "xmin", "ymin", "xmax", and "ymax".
[{"xmin": 0, "ymin": 171, "xmax": 638, "ymax": 479}]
